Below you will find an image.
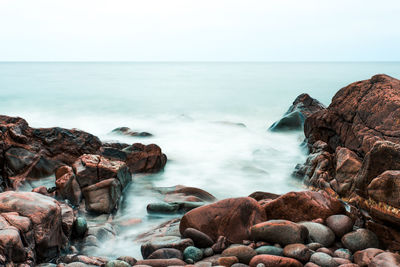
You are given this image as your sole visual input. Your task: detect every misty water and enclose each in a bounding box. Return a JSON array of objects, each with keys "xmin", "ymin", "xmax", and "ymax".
[{"xmin": 1, "ymin": 62, "xmax": 400, "ymax": 258}]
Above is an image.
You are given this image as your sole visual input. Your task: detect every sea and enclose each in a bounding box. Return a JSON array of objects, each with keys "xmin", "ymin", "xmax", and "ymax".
[{"xmin": 1, "ymin": 62, "xmax": 399, "ymax": 258}]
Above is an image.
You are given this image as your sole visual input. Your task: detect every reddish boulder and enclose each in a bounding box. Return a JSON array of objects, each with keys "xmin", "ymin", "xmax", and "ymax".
[
  {"xmin": 264, "ymin": 191, "xmax": 345, "ymax": 222},
  {"xmin": 369, "ymin": 252, "xmax": 400, "ymax": 267},
  {"xmin": 0, "ymin": 191, "xmax": 64, "ymax": 262},
  {"xmin": 179, "ymin": 197, "xmax": 266, "ymax": 243},
  {"xmin": 249, "ymin": 255, "xmax": 303, "ymax": 267},
  {"xmin": 305, "ymin": 74, "xmax": 400, "ymax": 156},
  {"xmin": 367, "ymin": 170, "xmax": 400, "ymax": 208},
  {"xmin": 124, "ymin": 143, "xmax": 167, "ymax": 173},
  {"xmin": 82, "ymin": 178, "xmax": 122, "ymax": 214},
  {"xmin": 55, "ymin": 165, "xmax": 82, "ymax": 206},
  {"xmin": 353, "ymin": 248, "xmax": 384, "ymax": 267}
]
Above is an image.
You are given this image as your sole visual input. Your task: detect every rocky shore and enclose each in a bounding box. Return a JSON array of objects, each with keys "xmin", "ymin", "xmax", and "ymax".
[{"xmin": 1, "ymin": 74, "xmax": 400, "ymax": 267}]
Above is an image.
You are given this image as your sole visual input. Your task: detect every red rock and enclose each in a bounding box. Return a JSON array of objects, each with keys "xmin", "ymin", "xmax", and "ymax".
[
  {"xmin": 218, "ymin": 256, "xmax": 239, "ymax": 267},
  {"xmin": 0, "ymin": 191, "xmax": 63, "ymax": 262},
  {"xmin": 82, "ymin": 178, "xmax": 122, "ymax": 214},
  {"xmin": 179, "ymin": 197, "xmax": 266, "ymax": 244},
  {"xmin": 264, "ymin": 191, "xmax": 345, "ymax": 222},
  {"xmin": 367, "ymin": 170, "xmax": 400, "ymax": 208},
  {"xmin": 283, "ymin": 243, "xmax": 311, "ymax": 262},
  {"xmin": 305, "ymin": 74, "xmax": 400, "ymax": 156},
  {"xmin": 368, "ymin": 252, "xmax": 400, "ymax": 267},
  {"xmin": 326, "ymin": 214, "xmax": 353, "ymax": 238},
  {"xmin": 221, "ymin": 245, "xmax": 257, "ymax": 264},
  {"xmin": 140, "ymin": 236, "xmax": 194, "ymax": 259},
  {"xmin": 147, "ymin": 248, "xmax": 183, "ymax": 260},
  {"xmin": 55, "ymin": 165, "xmax": 82, "ymax": 206},
  {"xmin": 353, "ymin": 248, "xmax": 384, "ymax": 267},
  {"xmin": 249, "ymin": 255, "xmax": 303, "ymax": 267},
  {"xmin": 0, "ymin": 226, "xmax": 26, "ymax": 262},
  {"xmin": 165, "ymin": 186, "xmax": 217, "ymax": 202},
  {"xmin": 212, "ymin": 236, "xmax": 231, "ymax": 254},
  {"xmin": 183, "ymin": 228, "xmax": 214, "ymax": 248},
  {"xmin": 125, "ymin": 143, "xmax": 167, "ymax": 173},
  {"xmin": 135, "ymin": 258, "xmax": 186, "ymax": 266}
]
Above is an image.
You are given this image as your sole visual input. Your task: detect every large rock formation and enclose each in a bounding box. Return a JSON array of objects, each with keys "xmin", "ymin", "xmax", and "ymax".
[
  {"xmin": 0, "ymin": 115, "xmax": 102, "ymax": 190},
  {"xmin": 0, "ymin": 191, "xmax": 67, "ymax": 265},
  {"xmin": 298, "ymin": 74, "xmax": 400, "ymax": 250}
]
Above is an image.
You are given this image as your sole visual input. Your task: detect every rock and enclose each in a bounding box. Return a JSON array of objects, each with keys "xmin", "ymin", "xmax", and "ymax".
[
  {"xmin": 353, "ymin": 248, "xmax": 384, "ymax": 267},
  {"xmin": 335, "ymin": 147, "xmax": 362, "ymax": 184},
  {"xmin": 368, "ymin": 252, "xmax": 400, "ymax": 267},
  {"xmin": 183, "ymin": 228, "xmax": 214, "ymax": 248},
  {"xmin": 82, "ymin": 178, "xmax": 122, "ymax": 214},
  {"xmin": 367, "ymin": 170, "xmax": 400, "ymax": 208},
  {"xmin": 60, "ymin": 203, "xmax": 74, "ymax": 238},
  {"xmin": 248, "ymin": 192, "xmax": 280, "ymax": 201},
  {"xmin": 221, "ymin": 245, "xmax": 257, "ymax": 264},
  {"xmin": 309, "ymin": 252, "xmax": 337, "ymax": 267},
  {"xmin": 316, "ymin": 247, "xmax": 334, "ymax": 257},
  {"xmin": 341, "ymin": 228, "xmax": 379, "ymax": 252},
  {"xmin": 212, "ymin": 236, "xmax": 231, "ymax": 254},
  {"xmin": 231, "ymin": 263, "xmax": 249, "ymax": 267},
  {"xmin": 180, "ymin": 197, "xmax": 266, "ymax": 244},
  {"xmin": 337, "ymin": 264, "xmax": 359, "ymax": 267},
  {"xmin": 203, "ymin": 248, "xmax": 214, "ymax": 257},
  {"xmin": 270, "ymin": 93, "xmax": 325, "ymax": 131},
  {"xmin": 147, "ymin": 202, "xmax": 180, "ymax": 214},
  {"xmin": 304, "ymin": 263, "xmax": 320, "ymax": 267},
  {"xmin": 111, "ymin": 127, "xmax": 153, "ymax": 137},
  {"xmin": 164, "ymin": 186, "xmax": 217, "ymax": 202},
  {"xmin": 124, "ymin": 143, "xmax": 167, "ymax": 173},
  {"xmin": 249, "ymin": 255, "xmax": 303, "ymax": 267},
  {"xmin": 326, "ymin": 215, "xmax": 353, "ymax": 238},
  {"xmin": 141, "ymin": 236, "xmax": 194, "ymax": 259},
  {"xmin": 135, "ymin": 258, "xmax": 186, "ymax": 267},
  {"xmin": 283, "ymin": 243, "xmax": 311, "ymax": 262},
  {"xmin": 105, "ymin": 260, "xmax": 131, "ymax": 267},
  {"xmin": 0, "ymin": 191, "xmax": 63, "ymax": 262},
  {"xmin": 250, "ymin": 220, "xmax": 308, "ymax": 246},
  {"xmin": 201, "ymin": 254, "xmax": 221, "ymax": 266},
  {"xmin": 299, "ymin": 222, "xmax": 335, "ymax": 247},
  {"xmin": 365, "ymin": 220, "xmax": 400, "ymax": 251},
  {"xmin": 333, "ymin": 248, "xmax": 352, "ymax": 260},
  {"xmin": 333, "ymin": 258, "xmax": 351, "ymax": 265},
  {"xmin": 306, "ymin": 243, "xmax": 323, "ymax": 251},
  {"xmin": 305, "ymin": 74, "xmax": 400, "ymax": 156},
  {"xmin": 116, "ymin": 256, "xmax": 137, "ymax": 266},
  {"xmin": 55, "ymin": 165, "xmax": 82, "ymax": 206},
  {"xmin": 148, "ymin": 248, "xmax": 183, "ymax": 260},
  {"xmin": 218, "ymin": 256, "xmax": 239, "ymax": 267},
  {"xmin": 183, "ymin": 246, "xmax": 203, "ymax": 262},
  {"xmin": 264, "ymin": 191, "xmax": 345, "ymax": 222},
  {"xmin": 255, "ymin": 246, "xmax": 283, "ymax": 256},
  {"xmin": 73, "ymin": 217, "xmax": 87, "ymax": 238},
  {"xmin": 0, "ymin": 115, "xmax": 101, "ymax": 188},
  {"xmin": 0, "ymin": 227, "xmax": 26, "ymax": 262}
]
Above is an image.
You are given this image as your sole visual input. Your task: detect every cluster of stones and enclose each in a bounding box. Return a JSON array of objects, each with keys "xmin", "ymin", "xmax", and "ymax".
[
  {"xmin": 272, "ymin": 74, "xmax": 400, "ymax": 251},
  {"xmin": 0, "ymin": 115, "xmax": 167, "ymax": 265},
  {"xmin": 124, "ymin": 190, "xmax": 400, "ymax": 267}
]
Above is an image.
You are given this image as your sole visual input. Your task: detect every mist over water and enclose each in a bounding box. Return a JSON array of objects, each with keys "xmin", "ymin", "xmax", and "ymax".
[{"xmin": 1, "ymin": 62, "xmax": 399, "ymax": 258}]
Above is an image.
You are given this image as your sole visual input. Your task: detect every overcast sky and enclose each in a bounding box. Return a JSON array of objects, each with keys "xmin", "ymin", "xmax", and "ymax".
[{"xmin": 0, "ymin": 0, "xmax": 399, "ymax": 61}]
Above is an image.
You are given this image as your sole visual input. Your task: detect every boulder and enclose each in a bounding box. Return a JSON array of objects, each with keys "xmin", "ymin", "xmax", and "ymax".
[
  {"xmin": 305, "ymin": 74, "xmax": 400, "ymax": 156},
  {"xmin": 283, "ymin": 243, "xmax": 311, "ymax": 262},
  {"xmin": 367, "ymin": 170, "xmax": 400, "ymax": 208},
  {"xmin": 111, "ymin": 127, "xmax": 152, "ymax": 137},
  {"xmin": 141, "ymin": 236, "xmax": 194, "ymax": 259},
  {"xmin": 180, "ymin": 197, "xmax": 266, "ymax": 244},
  {"xmin": 0, "ymin": 191, "xmax": 64, "ymax": 263},
  {"xmin": 255, "ymin": 246, "xmax": 283, "ymax": 256},
  {"xmin": 299, "ymin": 222, "xmax": 335, "ymax": 247},
  {"xmin": 353, "ymin": 248, "xmax": 384, "ymax": 267},
  {"xmin": 309, "ymin": 252, "xmax": 337, "ymax": 267},
  {"xmin": 264, "ymin": 191, "xmax": 345, "ymax": 222},
  {"xmin": 368, "ymin": 252, "xmax": 400, "ymax": 267},
  {"xmin": 326, "ymin": 214, "xmax": 353, "ymax": 238},
  {"xmin": 270, "ymin": 93, "xmax": 325, "ymax": 131},
  {"xmin": 82, "ymin": 178, "xmax": 122, "ymax": 214},
  {"xmin": 183, "ymin": 228, "xmax": 214, "ymax": 248},
  {"xmin": 249, "ymin": 255, "xmax": 303, "ymax": 267},
  {"xmin": 341, "ymin": 229, "xmax": 379, "ymax": 252},
  {"xmin": 55, "ymin": 165, "xmax": 82, "ymax": 206},
  {"xmin": 148, "ymin": 248, "xmax": 183, "ymax": 260},
  {"xmin": 250, "ymin": 220, "xmax": 308, "ymax": 246},
  {"xmin": 124, "ymin": 143, "xmax": 167, "ymax": 173}
]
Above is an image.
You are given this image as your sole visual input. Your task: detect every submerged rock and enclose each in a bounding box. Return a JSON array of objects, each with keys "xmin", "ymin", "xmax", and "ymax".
[
  {"xmin": 269, "ymin": 93, "xmax": 325, "ymax": 132},
  {"xmin": 111, "ymin": 127, "xmax": 153, "ymax": 137}
]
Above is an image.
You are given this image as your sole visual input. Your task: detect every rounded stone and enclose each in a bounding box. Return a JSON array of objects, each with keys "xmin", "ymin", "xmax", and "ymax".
[
  {"xmin": 306, "ymin": 243, "xmax": 323, "ymax": 251},
  {"xmin": 183, "ymin": 246, "xmax": 203, "ymax": 262},
  {"xmin": 255, "ymin": 246, "xmax": 283, "ymax": 256},
  {"xmin": 183, "ymin": 228, "xmax": 214, "ymax": 248},
  {"xmin": 222, "ymin": 245, "xmax": 257, "ymax": 264},
  {"xmin": 250, "ymin": 220, "xmax": 309, "ymax": 246},
  {"xmin": 249, "ymin": 255, "xmax": 303, "ymax": 267},
  {"xmin": 299, "ymin": 222, "xmax": 335, "ymax": 247},
  {"xmin": 310, "ymin": 252, "xmax": 337, "ymax": 267},
  {"xmin": 218, "ymin": 256, "xmax": 239, "ymax": 266},
  {"xmin": 341, "ymin": 229, "xmax": 379, "ymax": 252},
  {"xmin": 116, "ymin": 256, "xmax": 137, "ymax": 266},
  {"xmin": 203, "ymin": 247, "xmax": 214, "ymax": 257},
  {"xmin": 73, "ymin": 217, "xmax": 88, "ymax": 237},
  {"xmin": 353, "ymin": 248, "xmax": 384, "ymax": 266},
  {"xmin": 147, "ymin": 202, "xmax": 179, "ymax": 214},
  {"xmin": 283, "ymin": 243, "xmax": 311, "ymax": 262},
  {"xmin": 105, "ymin": 260, "xmax": 131, "ymax": 267},
  {"xmin": 334, "ymin": 248, "xmax": 352, "ymax": 260},
  {"xmin": 316, "ymin": 247, "xmax": 334, "ymax": 257},
  {"xmin": 147, "ymin": 248, "xmax": 183, "ymax": 260},
  {"xmin": 326, "ymin": 214, "xmax": 353, "ymax": 237}
]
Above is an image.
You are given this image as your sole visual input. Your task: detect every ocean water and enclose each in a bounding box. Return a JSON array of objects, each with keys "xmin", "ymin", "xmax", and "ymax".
[{"xmin": 1, "ymin": 62, "xmax": 399, "ymax": 258}]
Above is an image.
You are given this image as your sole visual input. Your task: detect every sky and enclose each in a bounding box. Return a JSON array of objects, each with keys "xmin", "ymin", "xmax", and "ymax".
[{"xmin": 0, "ymin": 0, "xmax": 399, "ymax": 61}]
